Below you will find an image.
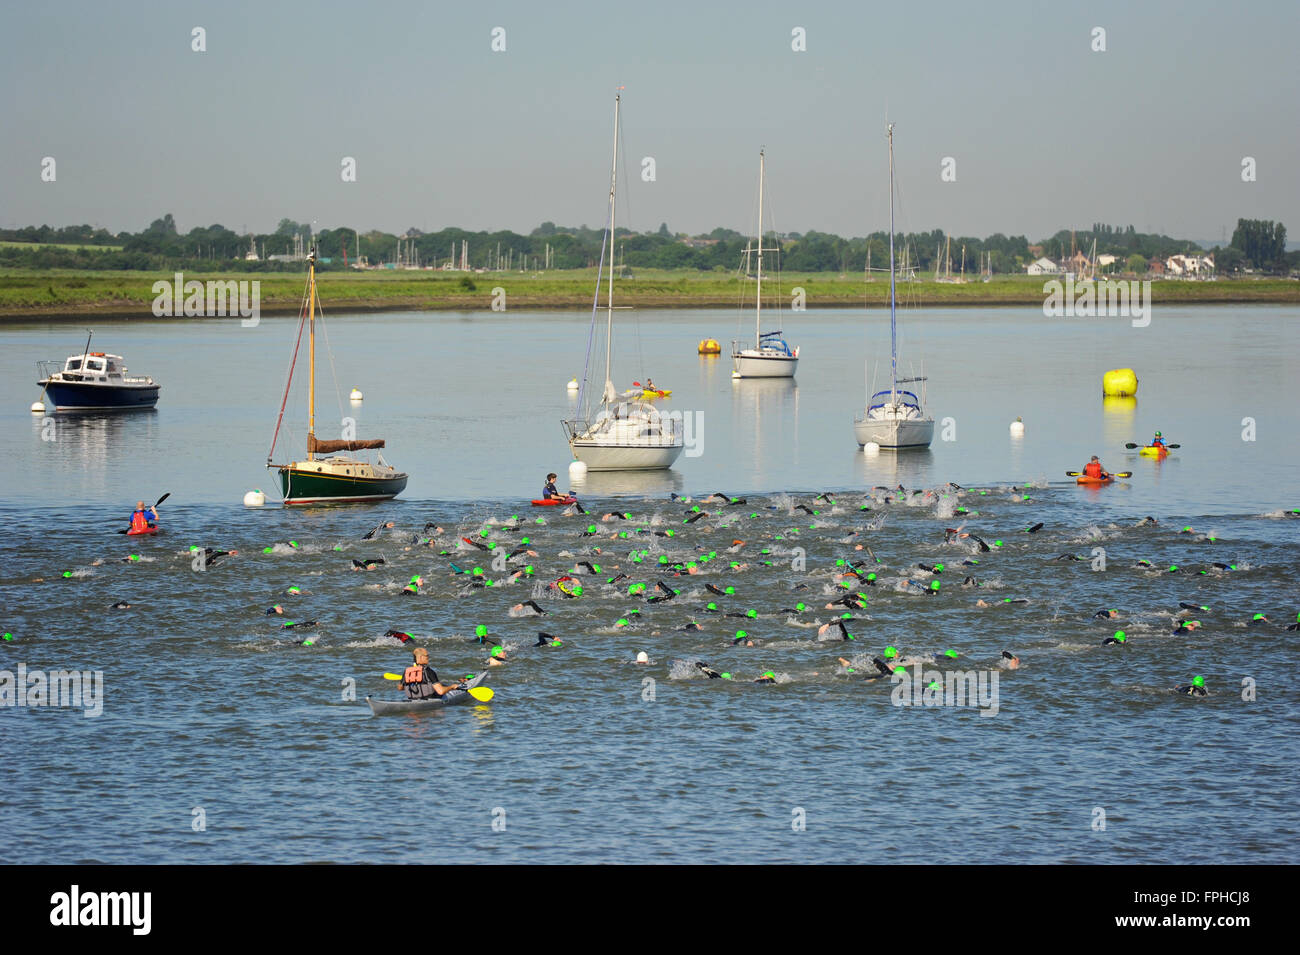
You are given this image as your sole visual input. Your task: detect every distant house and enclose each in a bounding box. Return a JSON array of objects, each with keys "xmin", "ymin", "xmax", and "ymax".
[
  {"xmin": 1026, "ymin": 257, "xmax": 1061, "ymax": 275},
  {"xmin": 1165, "ymin": 253, "xmax": 1214, "ymax": 277},
  {"xmin": 1064, "ymin": 251, "xmax": 1091, "ymax": 274},
  {"xmin": 1148, "ymin": 258, "xmax": 1165, "ymax": 276},
  {"xmin": 1028, "ymin": 244, "xmax": 1044, "ymax": 258},
  {"xmin": 1096, "ymin": 254, "xmax": 1117, "ymax": 269}
]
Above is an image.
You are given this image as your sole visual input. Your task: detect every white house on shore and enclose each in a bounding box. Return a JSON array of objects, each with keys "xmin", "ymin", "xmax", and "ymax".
[
  {"xmin": 1026, "ymin": 257, "xmax": 1062, "ymax": 275},
  {"xmin": 1165, "ymin": 253, "xmax": 1215, "ymax": 277}
]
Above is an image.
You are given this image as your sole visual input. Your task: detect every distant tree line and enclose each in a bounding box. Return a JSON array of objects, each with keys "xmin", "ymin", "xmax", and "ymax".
[{"xmin": 1, "ymin": 214, "xmax": 1294, "ymax": 275}]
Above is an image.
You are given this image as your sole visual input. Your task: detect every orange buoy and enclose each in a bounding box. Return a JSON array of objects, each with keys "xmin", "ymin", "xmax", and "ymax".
[{"xmin": 698, "ymin": 338, "xmax": 721, "ymax": 355}]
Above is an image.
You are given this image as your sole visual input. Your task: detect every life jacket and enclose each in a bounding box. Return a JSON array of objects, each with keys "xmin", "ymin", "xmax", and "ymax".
[
  {"xmin": 1151, "ymin": 438, "xmax": 1164, "ymax": 447},
  {"xmin": 1084, "ymin": 461, "xmax": 1103, "ymax": 478},
  {"xmin": 129, "ymin": 510, "xmax": 150, "ymax": 532},
  {"xmin": 403, "ymin": 664, "xmax": 437, "ymax": 699}
]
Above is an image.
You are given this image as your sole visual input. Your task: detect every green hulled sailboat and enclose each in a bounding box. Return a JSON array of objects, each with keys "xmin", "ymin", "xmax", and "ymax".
[{"xmin": 268, "ymin": 250, "xmax": 407, "ymax": 505}]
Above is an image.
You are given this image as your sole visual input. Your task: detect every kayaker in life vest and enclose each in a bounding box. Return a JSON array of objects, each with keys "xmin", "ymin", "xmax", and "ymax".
[
  {"xmin": 400, "ymin": 647, "xmax": 464, "ymax": 700},
  {"xmin": 1150, "ymin": 431, "xmax": 1165, "ymax": 448},
  {"xmin": 128, "ymin": 501, "xmax": 158, "ymax": 533},
  {"xmin": 1083, "ymin": 456, "xmax": 1109, "ymax": 480}
]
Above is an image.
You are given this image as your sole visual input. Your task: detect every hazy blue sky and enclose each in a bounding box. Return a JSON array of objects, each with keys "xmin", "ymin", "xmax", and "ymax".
[{"xmin": 1, "ymin": 0, "xmax": 1296, "ymax": 242}]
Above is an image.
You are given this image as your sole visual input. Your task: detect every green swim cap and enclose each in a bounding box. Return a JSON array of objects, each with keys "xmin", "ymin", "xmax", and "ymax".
[
  {"xmin": 476, "ymin": 625, "xmax": 488, "ymax": 637},
  {"xmin": 884, "ymin": 646, "xmax": 897, "ymax": 658},
  {"xmin": 944, "ymin": 649, "xmax": 959, "ymax": 658},
  {"xmin": 721, "ymin": 672, "xmax": 733, "ymax": 680},
  {"xmin": 930, "ymin": 581, "xmax": 940, "ymax": 591},
  {"xmin": 523, "ymin": 565, "xmax": 534, "ymax": 575},
  {"xmin": 746, "ymin": 609, "xmax": 757, "ymax": 618},
  {"xmin": 926, "ymin": 681, "xmax": 942, "ymax": 690},
  {"xmin": 301, "ymin": 639, "xmax": 314, "ymax": 646},
  {"xmin": 763, "ymin": 671, "xmax": 776, "ymax": 679},
  {"xmin": 795, "ymin": 602, "xmax": 806, "ymax": 612},
  {"xmin": 1115, "ymin": 631, "xmax": 1127, "ymax": 642},
  {"xmin": 735, "ymin": 629, "xmax": 748, "ymax": 639},
  {"xmin": 288, "ymin": 586, "xmax": 302, "ymax": 594},
  {"xmin": 616, "ymin": 618, "xmax": 629, "ymax": 627},
  {"xmin": 490, "ymin": 646, "xmax": 504, "ymax": 657},
  {"xmin": 572, "ymin": 585, "xmax": 583, "ymax": 596},
  {"xmin": 1252, "ymin": 613, "xmax": 1265, "ymax": 621},
  {"xmin": 1192, "ymin": 675, "xmax": 1205, "ymax": 687},
  {"xmin": 867, "ymin": 573, "xmax": 877, "ymax": 581}
]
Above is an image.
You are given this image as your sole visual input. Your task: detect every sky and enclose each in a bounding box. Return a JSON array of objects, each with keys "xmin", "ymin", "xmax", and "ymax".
[{"xmin": 1, "ymin": 0, "xmax": 1296, "ymax": 244}]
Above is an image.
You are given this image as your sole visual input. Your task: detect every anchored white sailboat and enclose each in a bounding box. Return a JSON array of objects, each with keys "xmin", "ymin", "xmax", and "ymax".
[
  {"xmin": 562, "ymin": 92, "xmax": 683, "ymax": 472},
  {"xmin": 732, "ymin": 149, "xmax": 798, "ymax": 379},
  {"xmin": 854, "ymin": 124, "xmax": 934, "ymax": 451}
]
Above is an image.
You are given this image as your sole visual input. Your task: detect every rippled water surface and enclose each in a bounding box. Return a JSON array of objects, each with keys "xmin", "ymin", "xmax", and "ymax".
[{"xmin": 1, "ymin": 306, "xmax": 1296, "ymax": 863}]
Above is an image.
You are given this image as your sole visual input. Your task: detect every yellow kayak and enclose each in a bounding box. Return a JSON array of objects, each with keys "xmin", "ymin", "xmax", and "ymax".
[{"xmin": 1138, "ymin": 445, "xmax": 1169, "ymax": 458}]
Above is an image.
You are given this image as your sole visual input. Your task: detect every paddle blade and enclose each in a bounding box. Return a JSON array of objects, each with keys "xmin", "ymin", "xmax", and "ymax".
[
  {"xmin": 1124, "ymin": 443, "xmax": 1138, "ymax": 449},
  {"xmin": 1065, "ymin": 471, "xmax": 1081, "ymax": 477},
  {"xmin": 383, "ymin": 672, "xmax": 403, "ymax": 681},
  {"xmin": 1167, "ymin": 444, "xmax": 1181, "ymax": 449},
  {"xmin": 468, "ymin": 686, "xmax": 495, "ymax": 702},
  {"xmin": 1116, "ymin": 472, "xmax": 1133, "ymax": 478},
  {"xmin": 154, "ymin": 492, "xmax": 171, "ymax": 507}
]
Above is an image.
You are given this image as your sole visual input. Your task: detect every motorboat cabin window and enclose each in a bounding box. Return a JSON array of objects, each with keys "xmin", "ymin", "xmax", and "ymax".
[{"xmin": 65, "ymin": 358, "xmax": 82, "ymax": 371}]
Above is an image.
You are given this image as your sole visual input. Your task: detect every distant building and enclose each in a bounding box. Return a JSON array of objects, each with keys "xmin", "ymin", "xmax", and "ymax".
[
  {"xmin": 1026, "ymin": 257, "xmax": 1061, "ymax": 275},
  {"xmin": 681, "ymin": 237, "xmax": 719, "ymax": 249},
  {"xmin": 1096, "ymin": 254, "xmax": 1117, "ymax": 269},
  {"xmin": 1165, "ymin": 253, "xmax": 1215, "ymax": 277},
  {"xmin": 1148, "ymin": 258, "xmax": 1165, "ymax": 276}
]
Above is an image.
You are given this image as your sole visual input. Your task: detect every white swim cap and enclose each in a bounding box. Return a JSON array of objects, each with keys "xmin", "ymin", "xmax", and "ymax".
[{"xmin": 635, "ymin": 651, "xmax": 649, "ymax": 663}]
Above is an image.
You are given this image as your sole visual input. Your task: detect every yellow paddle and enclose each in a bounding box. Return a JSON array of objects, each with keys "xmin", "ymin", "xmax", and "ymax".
[{"xmin": 381, "ymin": 673, "xmax": 494, "ymax": 701}]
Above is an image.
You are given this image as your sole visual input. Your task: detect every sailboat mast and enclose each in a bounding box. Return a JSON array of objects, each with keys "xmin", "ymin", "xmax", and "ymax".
[
  {"xmin": 602, "ymin": 92, "xmax": 620, "ymax": 399},
  {"xmin": 888, "ymin": 123, "xmax": 897, "ymax": 394},
  {"xmin": 307, "ymin": 253, "xmax": 316, "ymax": 459},
  {"xmin": 756, "ymin": 148, "xmax": 764, "ymax": 345}
]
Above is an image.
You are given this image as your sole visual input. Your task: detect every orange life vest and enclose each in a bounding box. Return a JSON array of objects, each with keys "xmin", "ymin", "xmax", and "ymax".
[
  {"xmin": 403, "ymin": 664, "xmax": 424, "ymax": 685},
  {"xmin": 1084, "ymin": 461, "xmax": 1103, "ymax": 478},
  {"xmin": 130, "ymin": 510, "xmax": 150, "ymax": 532}
]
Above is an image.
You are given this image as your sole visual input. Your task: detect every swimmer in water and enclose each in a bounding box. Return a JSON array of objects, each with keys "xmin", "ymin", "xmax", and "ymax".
[
  {"xmin": 1102, "ymin": 631, "xmax": 1128, "ymax": 646},
  {"xmin": 1173, "ymin": 620, "xmax": 1202, "ymax": 634},
  {"xmin": 487, "ymin": 645, "xmax": 509, "ymax": 666},
  {"xmin": 1000, "ymin": 651, "xmax": 1020, "ymax": 670},
  {"xmin": 696, "ymin": 662, "xmax": 728, "ymax": 680},
  {"xmin": 110, "ymin": 600, "xmax": 131, "ymax": 610},
  {"xmin": 384, "ymin": 629, "xmax": 413, "ymax": 643},
  {"xmin": 1136, "ymin": 516, "xmax": 1158, "ymax": 527},
  {"xmin": 837, "ymin": 656, "xmax": 895, "ymax": 680},
  {"xmin": 754, "ymin": 671, "xmax": 777, "ymax": 684},
  {"xmin": 266, "ymin": 605, "xmax": 285, "ymax": 615},
  {"xmin": 351, "ymin": 557, "xmax": 385, "ymax": 570},
  {"xmin": 1094, "ymin": 609, "xmax": 1119, "ymax": 619},
  {"xmin": 1174, "ymin": 675, "xmax": 1207, "ymax": 697},
  {"xmin": 511, "ymin": 599, "xmax": 547, "ymax": 616},
  {"xmin": 535, "ymin": 632, "xmax": 563, "ymax": 648},
  {"xmin": 676, "ymin": 621, "xmax": 703, "ymax": 632},
  {"xmin": 281, "ymin": 619, "xmax": 317, "ymax": 630},
  {"xmin": 634, "ymin": 651, "xmax": 650, "ymax": 664}
]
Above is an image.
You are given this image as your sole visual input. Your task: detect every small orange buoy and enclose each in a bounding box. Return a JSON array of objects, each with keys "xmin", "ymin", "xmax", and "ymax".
[{"xmin": 698, "ymin": 338, "xmax": 721, "ymax": 355}]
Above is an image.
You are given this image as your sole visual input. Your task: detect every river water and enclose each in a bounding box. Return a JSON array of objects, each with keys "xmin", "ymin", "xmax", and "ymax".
[{"xmin": 1, "ymin": 305, "xmax": 1296, "ymax": 863}]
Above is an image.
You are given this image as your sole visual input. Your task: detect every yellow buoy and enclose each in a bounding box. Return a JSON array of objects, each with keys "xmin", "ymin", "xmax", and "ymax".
[
  {"xmin": 698, "ymin": 339, "xmax": 721, "ymax": 355},
  {"xmin": 1102, "ymin": 368, "xmax": 1138, "ymax": 397}
]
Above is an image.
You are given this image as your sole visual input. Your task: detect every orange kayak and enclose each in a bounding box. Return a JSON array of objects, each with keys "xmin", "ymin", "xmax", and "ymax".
[{"xmin": 1076, "ymin": 475, "xmax": 1115, "ymax": 486}]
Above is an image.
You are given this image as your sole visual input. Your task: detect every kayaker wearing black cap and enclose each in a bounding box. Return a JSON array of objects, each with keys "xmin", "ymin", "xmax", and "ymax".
[
  {"xmin": 1082, "ymin": 456, "xmax": 1110, "ymax": 481},
  {"xmin": 401, "ymin": 647, "xmax": 464, "ymax": 700}
]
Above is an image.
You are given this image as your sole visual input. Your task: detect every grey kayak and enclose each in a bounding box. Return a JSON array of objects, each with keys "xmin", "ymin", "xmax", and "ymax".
[{"xmin": 365, "ymin": 670, "xmax": 489, "ymax": 716}]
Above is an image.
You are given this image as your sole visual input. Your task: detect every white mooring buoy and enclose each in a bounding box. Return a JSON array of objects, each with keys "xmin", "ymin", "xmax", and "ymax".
[
  {"xmin": 1010, "ymin": 417, "xmax": 1025, "ymax": 436},
  {"xmin": 566, "ymin": 379, "xmax": 579, "ymax": 392},
  {"xmin": 29, "ymin": 401, "xmax": 45, "ymax": 414},
  {"xmin": 349, "ymin": 388, "xmax": 364, "ymax": 402},
  {"xmin": 568, "ymin": 460, "xmax": 588, "ymax": 478},
  {"xmin": 243, "ymin": 489, "xmax": 266, "ymax": 507},
  {"xmin": 864, "ymin": 442, "xmax": 881, "ymax": 455}
]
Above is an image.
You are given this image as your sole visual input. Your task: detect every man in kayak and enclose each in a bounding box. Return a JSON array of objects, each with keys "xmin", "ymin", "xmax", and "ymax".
[
  {"xmin": 1082, "ymin": 456, "xmax": 1110, "ymax": 480},
  {"xmin": 401, "ymin": 647, "xmax": 465, "ymax": 700},
  {"xmin": 542, "ymin": 473, "xmax": 568, "ymax": 501},
  {"xmin": 1150, "ymin": 431, "xmax": 1166, "ymax": 449},
  {"xmin": 128, "ymin": 500, "xmax": 158, "ymax": 533}
]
